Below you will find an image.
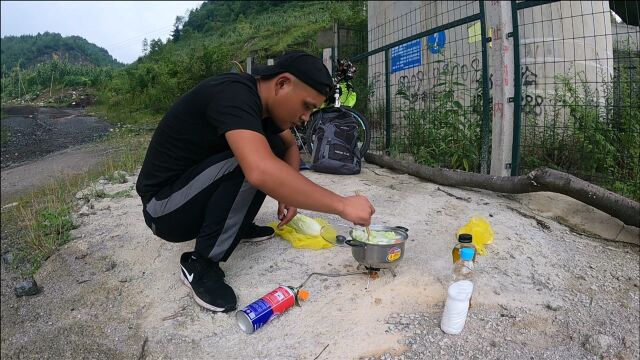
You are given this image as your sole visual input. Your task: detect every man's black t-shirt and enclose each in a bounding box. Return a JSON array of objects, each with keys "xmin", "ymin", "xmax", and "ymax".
[{"xmin": 136, "ymin": 73, "xmax": 282, "ymax": 203}]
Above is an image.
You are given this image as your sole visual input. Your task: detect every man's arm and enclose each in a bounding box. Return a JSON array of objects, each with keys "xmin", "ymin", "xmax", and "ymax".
[
  {"xmin": 278, "ymin": 130, "xmax": 300, "ymax": 170},
  {"xmin": 276, "ymin": 130, "xmax": 300, "ymax": 227},
  {"xmin": 225, "ymin": 129, "xmax": 373, "ymax": 225}
]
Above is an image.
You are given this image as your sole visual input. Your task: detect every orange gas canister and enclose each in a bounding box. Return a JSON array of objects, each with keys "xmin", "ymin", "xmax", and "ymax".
[{"xmin": 236, "ymin": 286, "xmax": 309, "ymax": 334}]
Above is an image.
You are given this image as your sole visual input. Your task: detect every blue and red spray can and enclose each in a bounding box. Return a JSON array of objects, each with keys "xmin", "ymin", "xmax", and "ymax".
[{"xmin": 236, "ymin": 285, "xmax": 310, "ymax": 334}]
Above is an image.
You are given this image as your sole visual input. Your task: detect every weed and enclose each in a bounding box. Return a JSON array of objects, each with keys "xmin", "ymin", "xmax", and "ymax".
[
  {"xmin": 521, "ymin": 53, "xmax": 639, "ymax": 201},
  {"xmin": 393, "ymin": 59, "xmax": 483, "ymax": 172},
  {"xmin": 1, "ymin": 126, "xmax": 150, "ymax": 276},
  {"xmin": 1, "ymin": 125, "xmax": 9, "ymax": 145}
]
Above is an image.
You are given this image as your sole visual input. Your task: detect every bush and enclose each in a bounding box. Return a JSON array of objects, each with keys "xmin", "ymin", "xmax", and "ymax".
[
  {"xmin": 394, "ymin": 59, "xmax": 483, "ymax": 172},
  {"xmin": 521, "ymin": 58, "xmax": 639, "ymax": 201}
]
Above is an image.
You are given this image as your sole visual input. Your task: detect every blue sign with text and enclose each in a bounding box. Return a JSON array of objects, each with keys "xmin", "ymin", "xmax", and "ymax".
[
  {"xmin": 391, "ymin": 39, "xmax": 422, "ymax": 73},
  {"xmin": 427, "ymin": 31, "xmax": 446, "ymax": 54}
]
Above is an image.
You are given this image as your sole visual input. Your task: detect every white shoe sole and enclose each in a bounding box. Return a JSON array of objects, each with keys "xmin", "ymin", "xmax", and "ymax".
[
  {"xmin": 240, "ymin": 233, "xmax": 275, "ymax": 243},
  {"xmin": 180, "ymin": 272, "xmax": 230, "ymax": 312}
]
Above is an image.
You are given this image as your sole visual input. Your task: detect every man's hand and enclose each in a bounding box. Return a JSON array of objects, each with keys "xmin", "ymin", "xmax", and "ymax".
[
  {"xmin": 338, "ymin": 195, "xmax": 375, "ymax": 227},
  {"xmin": 277, "ymin": 202, "xmax": 298, "ymax": 228}
]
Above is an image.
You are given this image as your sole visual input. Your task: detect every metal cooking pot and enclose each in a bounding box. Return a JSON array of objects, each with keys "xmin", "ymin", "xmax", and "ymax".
[{"xmin": 345, "ymin": 225, "xmax": 409, "ymax": 269}]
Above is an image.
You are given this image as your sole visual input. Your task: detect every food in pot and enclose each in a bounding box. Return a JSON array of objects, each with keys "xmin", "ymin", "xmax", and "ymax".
[{"xmin": 351, "ymin": 229, "xmax": 398, "ymax": 244}]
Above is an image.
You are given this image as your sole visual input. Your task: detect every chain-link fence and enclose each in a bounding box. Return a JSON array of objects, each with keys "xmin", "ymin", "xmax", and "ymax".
[
  {"xmin": 344, "ymin": 1, "xmax": 638, "ymax": 201},
  {"xmin": 513, "ymin": 1, "xmax": 639, "ymax": 201},
  {"xmin": 348, "ymin": 1, "xmax": 491, "ymax": 174}
]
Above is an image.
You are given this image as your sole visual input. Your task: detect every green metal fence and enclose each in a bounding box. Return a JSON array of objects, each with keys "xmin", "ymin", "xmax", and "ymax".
[
  {"xmin": 512, "ymin": 0, "xmax": 640, "ymax": 201},
  {"xmin": 348, "ymin": 1, "xmax": 492, "ymax": 174}
]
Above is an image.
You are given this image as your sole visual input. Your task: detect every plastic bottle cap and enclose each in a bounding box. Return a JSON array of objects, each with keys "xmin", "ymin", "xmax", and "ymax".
[
  {"xmin": 458, "ymin": 233, "xmax": 472, "ymax": 243},
  {"xmin": 297, "ymin": 289, "xmax": 310, "ymax": 301},
  {"xmin": 460, "ymin": 247, "xmax": 475, "ymax": 261}
]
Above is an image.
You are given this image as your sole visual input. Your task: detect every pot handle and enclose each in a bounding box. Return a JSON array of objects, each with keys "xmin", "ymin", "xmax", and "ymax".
[
  {"xmin": 345, "ymin": 240, "xmax": 365, "ymax": 248},
  {"xmin": 394, "ymin": 226, "xmax": 409, "ymax": 233}
]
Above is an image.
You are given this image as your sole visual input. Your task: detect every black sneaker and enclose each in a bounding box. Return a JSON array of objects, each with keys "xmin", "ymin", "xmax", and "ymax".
[
  {"xmin": 239, "ymin": 223, "xmax": 275, "ymax": 243},
  {"xmin": 179, "ymin": 252, "xmax": 236, "ymax": 312}
]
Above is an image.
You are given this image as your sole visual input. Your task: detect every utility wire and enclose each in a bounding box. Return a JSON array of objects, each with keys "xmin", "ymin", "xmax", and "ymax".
[{"xmin": 104, "ymin": 25, "xmax": 173, "ymax": 49}]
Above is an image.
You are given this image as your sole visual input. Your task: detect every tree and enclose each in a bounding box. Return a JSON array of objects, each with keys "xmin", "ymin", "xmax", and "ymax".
[
  {"xmin": 149, "ymin": 39, "xmax": 163, "ymax": 55},
  {"xmin": 171, "ymin": 16, "xmax": 186, "ymax": 42},
  {"xmin": 142, "ymin": 38, "xmax": 149, "ymax": 55}
]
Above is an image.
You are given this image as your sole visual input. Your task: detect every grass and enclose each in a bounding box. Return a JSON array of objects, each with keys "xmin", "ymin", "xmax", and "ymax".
[
  {"xmin": 0, "ymin": 108, "xmax": 8, "ymax": 145},
  {"xmin": 1, "ymin": 126, "xmax": 9, "ymax": 145},
  {"xmin": 1, "ymin": 124, "xmax": 151, "ymax": 276},
  {"xmin": 520, "ymin": 65, "xmax": 640, "ymax": 201}
]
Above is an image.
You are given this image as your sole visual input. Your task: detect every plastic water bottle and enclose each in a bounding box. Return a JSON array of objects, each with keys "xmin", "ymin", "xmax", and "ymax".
[
  {"xmin": 441, "ymin": 247, "xmax": 475, "ymax": 335},
  {"xmin": 451, "ymin": 233, "xmax": 477, "ymax": 264}
]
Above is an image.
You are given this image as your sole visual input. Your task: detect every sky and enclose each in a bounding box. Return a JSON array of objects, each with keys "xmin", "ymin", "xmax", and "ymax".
[{"xmin": 1, "ymin": 1, "xmax": 204, "ymax": 64}]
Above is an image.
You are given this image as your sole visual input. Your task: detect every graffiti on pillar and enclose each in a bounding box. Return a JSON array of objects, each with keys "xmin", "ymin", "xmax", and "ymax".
[
  {"xmin": 521, "ymin": 66, "xmax": 537, "ymax": 86},
  {"xmin": 493, "ymin": 102, "xmax": 504, "ymax": 118},
  {"xmin": 432, "ymin": 61, "xmax": 448, "ymax": 81},
  {"xmin": 470, "ymin": 57, "xmax": 493, "ymax": 89},
  {"xmin": 461, "ymin": 64, "xmax": 469, "ymax": 81},
  {"xmin": 491, "ymin": 26, "xmax": 503, "ymax": 42},
  {"xmin": 522, "ymin": 94, "xmax": 544, "ymax": 116},
  {"xmin": 397, "ymin": 70, "xmax": 427, "ymax": 104},
  {"xmin": 520, "ymin": 66, "xmax": 544, "ymax": 116},
  {"xmin": 503, "ymin": 64, "xmax": 509, "ymax": 86},
  {"xmin": 432, "ymin": 61, "xmax": 465, "ymax": 83},
  {"xmin": 471, "ymin": 58, "xmax": 481, "ymax": 82}
]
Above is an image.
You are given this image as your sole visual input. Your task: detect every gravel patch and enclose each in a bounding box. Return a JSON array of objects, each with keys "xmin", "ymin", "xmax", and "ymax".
[{"xmin": 1, "ymin": 106, "xmax": 112, "ymax": 169}]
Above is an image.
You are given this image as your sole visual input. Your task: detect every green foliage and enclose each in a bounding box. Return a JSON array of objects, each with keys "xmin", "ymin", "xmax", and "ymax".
[
  {"xmin": 181, "ymin": 1, "xmax": 295, "ymax": 34},
  {"xmin": 1, "ymin": 129, "xmax": 151, "ymax": 275},
  {"xmin": 5, "ymin": 179, "xmax": 78, "ymax": 273},
  {"xmin": 31, "ymin": 206, "xmax": 77, "ymax": 266},
  {"xmin": 394, "ymin": 60, "xmax": 483, "ymax": 172},
  {"xmin": 1, "ymin": 107, "xmax": 8, "ymax": 145},
  {"xmin": 521, "ymin": 54, "xmax": 640, "ymax": 201},
  {"xmin": 1, "ymin": 32, "xmax": 122, "ymax": 74},
  {"xmin": 100, "ymin": 1, "xmax": 367, "ymax": 122},
  {"xmin": 1, "ymin": 125, "xmax": 9, "ymax": 145},
  {"xmin": 1, "ymin": 59, "xmax": 114, "ymax": 102},
  {"xmin": 2, "ymin": 1, "xmax": 366, "ymax": 113}
]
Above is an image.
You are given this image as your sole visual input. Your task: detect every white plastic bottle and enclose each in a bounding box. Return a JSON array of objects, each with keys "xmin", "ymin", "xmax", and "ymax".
[{"xmin": 440, "ymin": 247, "xmax": 475, "ymax": 335}]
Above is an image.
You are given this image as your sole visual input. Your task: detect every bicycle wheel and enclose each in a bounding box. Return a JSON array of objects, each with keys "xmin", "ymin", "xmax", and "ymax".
[{"xmin": 304, "ymin": 106, "xmax": 371, "ymax": 158}]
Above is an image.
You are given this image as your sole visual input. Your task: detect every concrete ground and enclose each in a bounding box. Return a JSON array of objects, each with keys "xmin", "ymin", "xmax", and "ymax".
[{"xmin": 1, "ymin": 163, "xmax": 638, "ymax": 359}]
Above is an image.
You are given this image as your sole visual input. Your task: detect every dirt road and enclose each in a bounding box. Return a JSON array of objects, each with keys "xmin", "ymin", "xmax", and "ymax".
[
  {"xmin": 1, "ymin": 106, "xmax": 112, "ymax": 169},
  {"xmin": 0, "ymin": 106, "xmax": 113, "ymax": 205}
]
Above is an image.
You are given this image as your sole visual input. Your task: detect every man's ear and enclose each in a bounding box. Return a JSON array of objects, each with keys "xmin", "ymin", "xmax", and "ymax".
[{"xmin": 274, "ymin": 74, "xmax": 292, "ymax": 92}]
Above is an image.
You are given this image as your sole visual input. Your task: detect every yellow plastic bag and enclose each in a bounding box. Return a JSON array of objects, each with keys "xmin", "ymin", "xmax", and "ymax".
[
  {"xmin": 456, "ymin": 216, "xmax": 494, "ymax": 255},
  {"xmin": 269, "ymin": 218, "xmax": 333, "ymax": 249}
]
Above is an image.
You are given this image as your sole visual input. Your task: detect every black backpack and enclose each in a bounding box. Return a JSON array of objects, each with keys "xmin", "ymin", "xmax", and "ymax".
[{"xmin": 310, "ymin": 108, "xmax": 361, "ymax": 175}]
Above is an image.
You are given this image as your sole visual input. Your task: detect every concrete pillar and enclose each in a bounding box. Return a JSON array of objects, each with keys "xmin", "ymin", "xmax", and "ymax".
[
  {"xmin": 322, "ymin": 48, "xmax": 333, "ymax": 75},
  {"xmin": 486, "ymin": 1, "xmax": 515, "ymax": 176},
  {"xmin": 333, "ymin": 21, "xmax": 339, "ymax": 62}
]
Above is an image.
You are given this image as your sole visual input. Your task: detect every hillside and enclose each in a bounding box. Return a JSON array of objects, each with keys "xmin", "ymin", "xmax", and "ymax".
[
  {"xmin": 98, "ymin": 0, "xmax": 366, "ymax": 120},
  {"xmin": 1, "ymin": 32, "xmax": 122, "ymax": 73},
  {"xmin": 1, "ymin": 2, "xmax": 366, "ymax": 111}
]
